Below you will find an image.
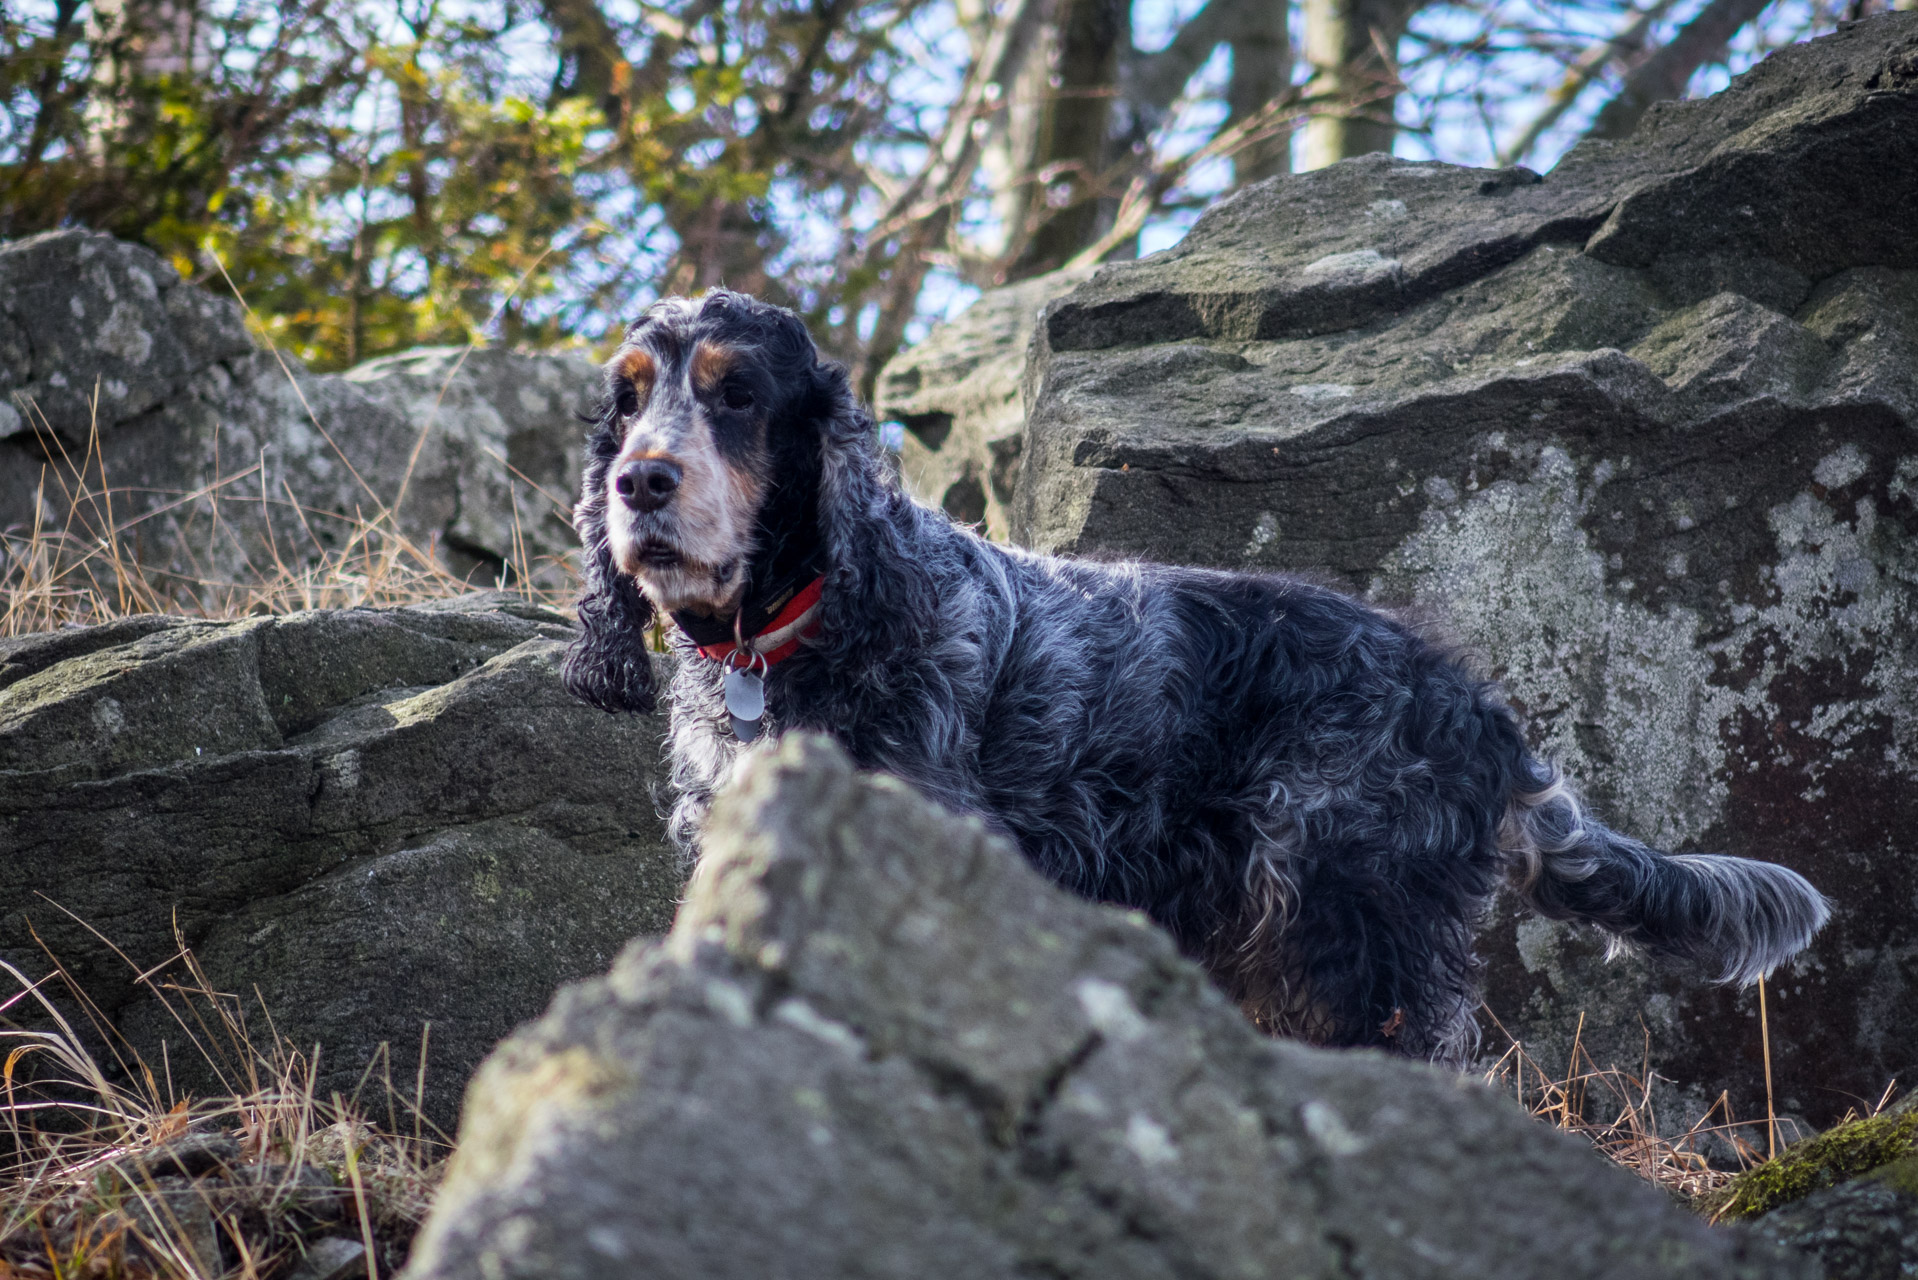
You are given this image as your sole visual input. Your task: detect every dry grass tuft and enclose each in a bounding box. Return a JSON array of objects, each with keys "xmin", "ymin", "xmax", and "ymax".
[
  {"xmin": 1, "ymin": 380, "xmax": 575, "ymax": 639},
  {"xmin": 1478, "ymin": 1009, "xmax": 1805, "ymax": 1207},
  {"xmin": 1, "ymin": 925, "xmax": 447, "ymax": 1279}
]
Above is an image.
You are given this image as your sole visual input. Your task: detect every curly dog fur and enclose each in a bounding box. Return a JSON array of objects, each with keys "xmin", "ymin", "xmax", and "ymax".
[{"xmin": 564, "ymin": 289, "xmax": 1829, "ymax": 1062}]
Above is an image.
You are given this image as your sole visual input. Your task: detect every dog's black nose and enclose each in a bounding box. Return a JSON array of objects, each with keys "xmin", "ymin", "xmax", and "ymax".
[{"xmin": 615, "ymin": 458, "xmax": 682, "ymax": 512}]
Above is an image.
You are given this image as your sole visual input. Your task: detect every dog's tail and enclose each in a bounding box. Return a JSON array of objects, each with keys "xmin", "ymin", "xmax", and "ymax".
[{"xmin": 1501, "ymin": 766, "xmax": 1829, "ymax": 984}]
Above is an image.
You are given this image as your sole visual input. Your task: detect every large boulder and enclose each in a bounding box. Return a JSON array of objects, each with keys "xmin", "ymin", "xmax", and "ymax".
[
  {"xmin": 1003, "ymin": 13, "xmax": 1918, "ymax": 1128},
  {"xmin": 403, "ymin": 735, "xmax": 1806, "ymax": 1280},
  {"xmin": 0, "ymin": 231, "xmax": 599, "ymax": 595},
  {"xmin": 0, "ymin": 594, "xmax": 679, "ymax": 1126},
  {"xmin": 874, "ymin": 267, "xmax": 1092, "ymax": 539}
]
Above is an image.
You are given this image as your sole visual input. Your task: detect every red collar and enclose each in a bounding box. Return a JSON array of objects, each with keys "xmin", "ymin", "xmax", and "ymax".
[{"xmin": 693, "ymin": 576, "xmax": 825, "ymax": 669}]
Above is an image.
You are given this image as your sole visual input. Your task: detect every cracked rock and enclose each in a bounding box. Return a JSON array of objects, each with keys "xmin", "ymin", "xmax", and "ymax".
[
  {"xmin": 0, "ymin": 230, "xmax": 599, "ymax": 592},
  {"xmin": 401, "ymin": 735, "xmax": 1807, "ymax": 1280},
  {"xmin": 875, "ymin": 266, "xmax": 1093, "ymax": 540},
  {"xmin": 0, "ymin": 593, "xmax": 680, "ymax": 1127}
]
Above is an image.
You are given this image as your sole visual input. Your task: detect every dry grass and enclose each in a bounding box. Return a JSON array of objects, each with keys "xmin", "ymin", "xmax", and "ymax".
[
  {"xmin": 1478, "ymin": 1008, "xmax": 1811, "ymax": 1206},
  {"xmin": 1, "ymin": 923, "xmax": 447, "ymax": 1280},
  {"xmin": 0, "ymin": 371, "xmax": 575, "ymax": 640}
]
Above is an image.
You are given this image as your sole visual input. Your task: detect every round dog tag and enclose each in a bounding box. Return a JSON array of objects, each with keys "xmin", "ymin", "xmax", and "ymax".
[{"xmin": 723, "ymin": 665, "xmax": 765, "ymax": 723}]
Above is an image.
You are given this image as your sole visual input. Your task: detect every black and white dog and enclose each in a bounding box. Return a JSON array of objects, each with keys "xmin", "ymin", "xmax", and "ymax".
[{"xmin": 563, "ymin": 289, "xmax": 1828, "ymax": 1062}]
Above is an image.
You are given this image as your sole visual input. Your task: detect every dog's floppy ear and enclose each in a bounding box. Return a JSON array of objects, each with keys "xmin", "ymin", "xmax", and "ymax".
[
  {"xmin": 564, "ymin": 554, "xmax": 658, "ymax": 714},
  {"xmin": 563, "ymin": 385, "xmax": 659, "ymax": 715}
]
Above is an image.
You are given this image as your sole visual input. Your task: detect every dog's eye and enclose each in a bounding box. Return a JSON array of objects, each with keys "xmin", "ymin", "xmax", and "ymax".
[
  {"xmin": 615, "ymin": 384, "xmax": 640, "ymax": 417},
  {"xmin": 722, "ymin": 382, "xmax": 755, "ymax": 411}
]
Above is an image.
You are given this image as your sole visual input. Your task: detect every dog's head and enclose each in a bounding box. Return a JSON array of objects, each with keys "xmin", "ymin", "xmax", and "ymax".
[
  {"xmin": 593, "ymin": 291, "xmax": 830, "ymax": 615},
  {"xmin": 565, "ymin": 290, "xmax": 860, "ymax": 714}
]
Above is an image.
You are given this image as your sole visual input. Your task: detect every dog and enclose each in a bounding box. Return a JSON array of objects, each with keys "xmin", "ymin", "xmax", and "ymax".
[{"xmin": 563, "ymin": 289, "xmax": 1829, "ymax": 1063}]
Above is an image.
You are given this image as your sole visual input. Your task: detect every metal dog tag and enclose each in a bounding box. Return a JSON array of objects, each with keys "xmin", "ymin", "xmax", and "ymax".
[{"xmin": 724, "ymin": 665, "xmax": 765, "ymax": 740}]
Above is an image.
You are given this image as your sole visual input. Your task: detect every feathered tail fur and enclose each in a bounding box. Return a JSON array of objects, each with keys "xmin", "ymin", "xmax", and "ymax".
[{"xmin": 1502, "ymin": 768, "xmax": 1829, "ymax": 985}]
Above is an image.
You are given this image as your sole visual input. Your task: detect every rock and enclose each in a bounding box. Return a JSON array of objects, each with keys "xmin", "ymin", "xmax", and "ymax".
[
  {"xmin": 1005, "ymin": 13, "xmax": 1918, "ymax": 1128},
  {"xmin": 0, "ymin": 230, "xmax": 600, "ymax": 595},
  {"xmin": 1708, "ymin": 1097, "xmax": 1918, "ymax": 1278},
  {"xmin": 0, "ymin": 593, "xmax": 680, "ymax": 1126},
  {"xmin": 1751, "ymin": 1161, "xmax": 1918, "ymax": 1280},
  {"xmin": 287, "ymin": 1237, "xmax": 371, "ymax": 1280},
  {"xmin": 344, "ymin": 347, "xmax": 600, "ymax": 584},
  {"xmin": 874, "ymin": 267, "xmax": 1092, "ymax": 538},
  {"xmin": 402, "ymin": 736, "xmax": 1807, "ymax": 1280},
  {"xmin": 117, "ymin": 1175, "xmax": 223, "ymax": 1276},
  {"xmin": 1706, "ymin": 1097, "xmax": 1918, "ymax": 1223}
]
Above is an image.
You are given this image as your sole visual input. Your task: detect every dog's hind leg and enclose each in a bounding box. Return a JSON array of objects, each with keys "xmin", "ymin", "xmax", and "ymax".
[
  {"xmin": 1268, "ymin": 844, "xmax": 1488, "ymax": 1064},
  {"xmin": 1201, "ymin": 842, "xmax": 1325, "ymax": 1041}
]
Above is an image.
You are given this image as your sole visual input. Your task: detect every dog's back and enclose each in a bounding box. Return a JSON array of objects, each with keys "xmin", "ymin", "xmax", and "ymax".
[{"xmin": 673, "ymin": 509, "xmax": 1828, "ymax": 1061}]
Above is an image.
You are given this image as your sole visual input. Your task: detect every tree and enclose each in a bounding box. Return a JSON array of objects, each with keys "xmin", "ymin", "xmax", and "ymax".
[
  {"xmin": 1297, "ymin": 0, "xmax": 1420, "ymax": 168},
  {"xmin": 0, "ymin": 0, "xmax": 1865, "ymax": 383}
]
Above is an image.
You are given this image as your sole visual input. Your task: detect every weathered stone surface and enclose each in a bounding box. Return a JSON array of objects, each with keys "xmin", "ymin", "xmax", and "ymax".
[
  {"xmin": 345, "ymin": 346, "xmax": 599, "ymax": 583},
  {"xmin": 1005, "ymin": 13, "xmax": 1918, "ymax": 1129},
  {"xmin": 874, "ymin": 267, "xmax": 1091, "ymax": 538},
  {"xmin": 1712, "ymin": 1095, "xmax": 1918, "ymax": 1278},
  {"xmin": 1752, "ymin": 1161, "xmax": 1918, "ymax": 1280},
  {"xmin": 0, "ymin": 594, "xmax": 679, "ymax": 1125},
  {"xmin": 403, "ymin": 736, "xmax": 1806, "ymax": 1280},
  {"xmin": 0, "ymin": 230, "xmax": 598, "ymax": 592}
]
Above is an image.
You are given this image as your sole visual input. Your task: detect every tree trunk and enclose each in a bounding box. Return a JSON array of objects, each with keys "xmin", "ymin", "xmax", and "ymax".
[
  {"xmin": 85, "ymin": 0, "xmax": 202, "ymax": 152},
  {"xmin": 1226, "ymin": 0, "xmax": 1292, "ymax": 183},
  {"xmin": 993, "ymin": 0, "xmax": 1131, "ymax": 281},
  {"xmin": 1297, "ymin": 0, "xmax": 1418, "ymax": 169},
  {"xmin": 1586, "ymin": 0, "xmax": 1775, "ymax": 140},
  {"xmin": 543, "ymin": 0, "xmax": 628, "ymax": 122}
]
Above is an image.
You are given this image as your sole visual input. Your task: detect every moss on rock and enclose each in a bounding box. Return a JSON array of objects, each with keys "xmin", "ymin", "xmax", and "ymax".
[{"xmin": 1702, "ymin": 1103, "xmax": 1918, "ymax": 1221}]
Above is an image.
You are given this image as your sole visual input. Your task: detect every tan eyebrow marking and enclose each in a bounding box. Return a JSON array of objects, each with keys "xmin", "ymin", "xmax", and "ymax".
[
  {"xmin": 691, "ymin": 341, "xmax": 738, "ymax": 394},
  {"xmin": 617, "ymin": 348, "xmax": 657, "ymax": 390}
]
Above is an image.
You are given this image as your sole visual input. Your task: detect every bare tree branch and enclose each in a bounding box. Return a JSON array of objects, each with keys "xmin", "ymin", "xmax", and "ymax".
[
  {"xmin": 1586, "ymin": 0, "xmax": 1775, "ymax": 140},
  {"xmin": 1123, "ymin": 0, "xmax": 1240, "ymax": 119},
  {"xmin": 848, "ymin": 0, "xmax": 1045, "ymax": 393},
  {"xmin": 1495, "ymin": 0, "xmax": 1682, "ymax": 165},
  {"xmin": 1067, "ymin": 85, "xmax": 1314, "ymax": 268}
]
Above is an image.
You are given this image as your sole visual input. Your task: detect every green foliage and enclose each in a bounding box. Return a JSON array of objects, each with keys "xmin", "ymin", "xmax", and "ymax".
[
  {"xmin": 0, "ymin": 0, "xmax": 953, "ymax": 373},
  {"xmin": 1702, "ymin": 1103, "xmax": 1918, "ymax": 1221}
]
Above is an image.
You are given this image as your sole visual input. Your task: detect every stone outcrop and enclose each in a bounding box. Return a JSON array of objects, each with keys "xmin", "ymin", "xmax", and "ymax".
[
  {"xmin": 981, "ymin": 13, "xmax": 1918, "ymax": 1128},
  {"xmin": 403, "ymin": 735, "xmax": 1807, "ymax": 1280},
  {"xmin": 1753, "ymin": 1162, "xmax": 1918, "ymax": 1280},
  {"xmin": 874, "ymin": 267, "xmax": 1091, "ymax": 538},
  {"xmin": 0, "ymin": 594, "xmax": 679, "ymax": 1126},
  {"xmin": 0, "ymin": 231, "xmax": 600, "ymax": 592},
  {"xmin": 1705, "ymin": 1096, "xmax": 1918, "ymax": 1278}
]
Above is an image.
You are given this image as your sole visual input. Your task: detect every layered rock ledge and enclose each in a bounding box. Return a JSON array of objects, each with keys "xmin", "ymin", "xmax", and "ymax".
[{"xmin": 0, "ymin": 595, "xmax": 679, "ymax": 1125}]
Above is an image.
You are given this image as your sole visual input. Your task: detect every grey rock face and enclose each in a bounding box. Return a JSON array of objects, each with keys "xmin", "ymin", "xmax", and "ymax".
[
  {"xmin": 403, "ymin": 735, "xmax": 1806, "ymax": 1280},
  {"xmin": 0, "ymin": 594, "xmax": 680, "ymax": 1126},
  {"xmin": 344, "ymin": 347, "xmax": 599, "ymax": 583},
  {"xmin": 874, "ymin": 267, "xmax": 1092, "ymax": 539},
  {"xmin": 0, "ymin": 231, "xmax": 600, "ymax": 593},
  {"xmin": 1752, "ymin": 1161, "xmax": 1918, "ymax": 1280},
  {"xmin": 1006, "ymin": 13, "xmax": 1918, "ymax": 1129}
]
